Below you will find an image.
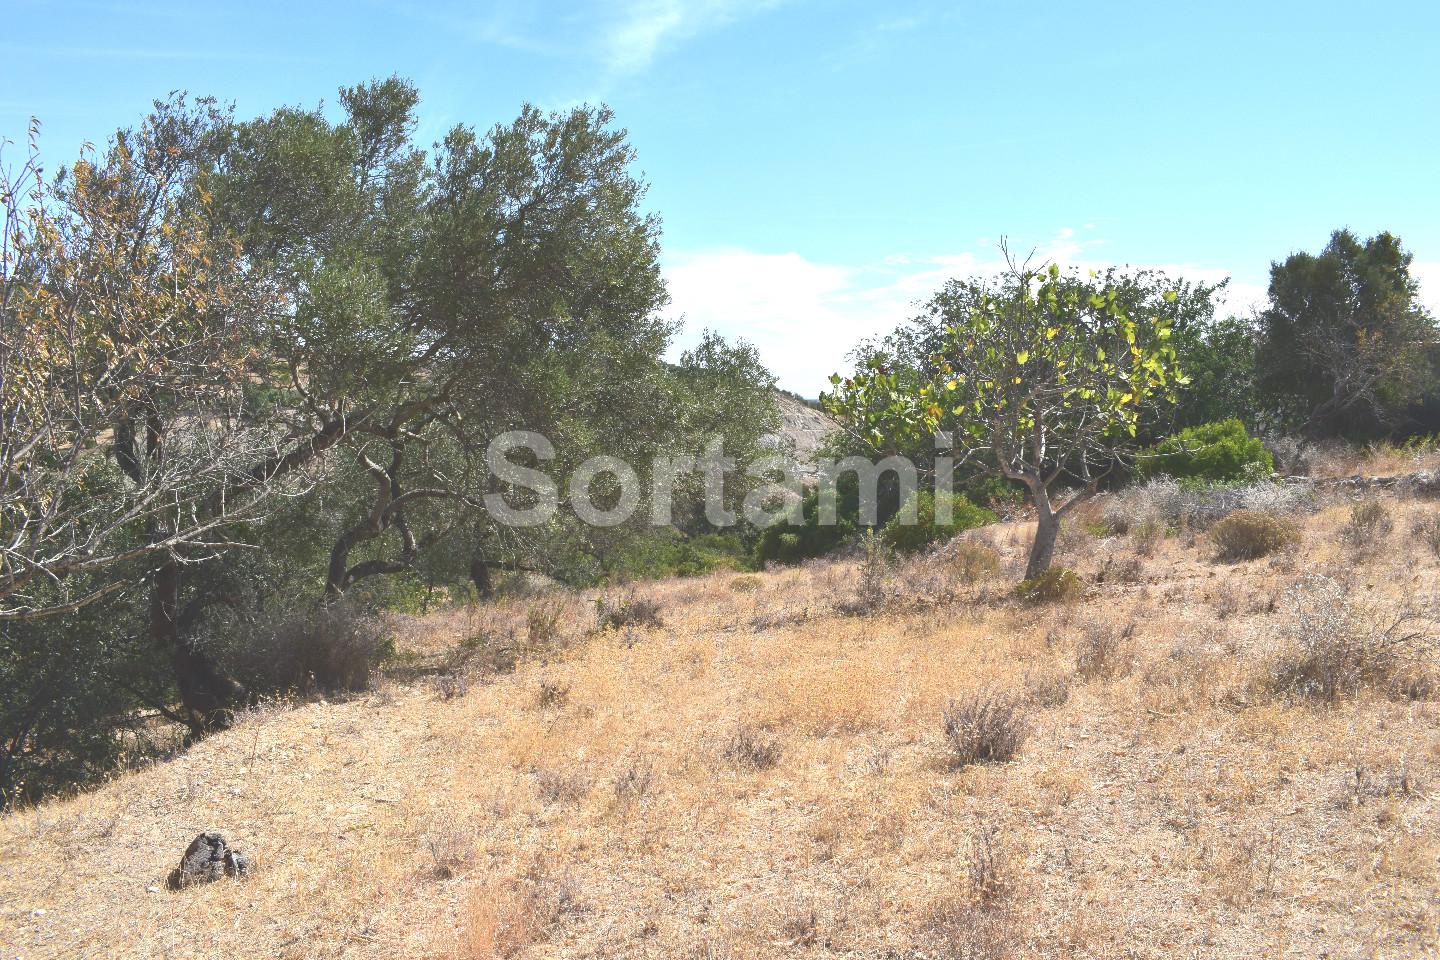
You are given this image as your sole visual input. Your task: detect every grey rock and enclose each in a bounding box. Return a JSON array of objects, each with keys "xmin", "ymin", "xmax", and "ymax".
[{"xmin": 166, "ymin": 832, "xmax": 251, "ymax": 890}]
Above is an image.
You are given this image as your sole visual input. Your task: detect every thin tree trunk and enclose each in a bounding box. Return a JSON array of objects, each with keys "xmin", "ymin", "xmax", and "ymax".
[
  {"xmin": 1026, "ymin": 508, "xmax": 1060, "ymax": 579},
  {"xmin": 470, "ymin": 557, "xmax": 494, "ymax": 600},
  {"xmin": 1023, "ymin": 479, "xmax": 1061, "ymax": 579},
  {"xmin": 152, "ymin": 558, "xmax": 246, "ymax": 736}
]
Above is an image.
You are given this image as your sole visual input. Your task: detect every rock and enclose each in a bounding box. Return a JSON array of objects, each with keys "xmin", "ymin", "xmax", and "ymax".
[{"xmin": 166, "ymin": 832, "xmax": 251, "ymax": 890}]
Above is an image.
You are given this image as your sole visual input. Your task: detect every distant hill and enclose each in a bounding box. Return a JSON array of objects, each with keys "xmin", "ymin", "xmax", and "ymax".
[{"xmin": 772, "ymin": 391, "xmax": 837, "ymax": 477}]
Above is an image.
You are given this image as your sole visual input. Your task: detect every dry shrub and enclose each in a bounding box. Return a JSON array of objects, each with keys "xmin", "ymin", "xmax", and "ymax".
[
  {"xmin": 730, "ymin": 574, "xmax": 764, "ymax": 593},
  {"xmin": 1074, "ymin": 621, "xmax": 1136, "ymax": 682},
  {"xmin": 1097, "ymin": 552, "xmax": 1145, "ymax": 585},
  {"xmin": 1023, "ymin": 670, "xmax": 1072, "ymax": 708},
  {"xmin": 1339, "ymin": 498, "xmax": 1394, "ymax": 550},
  {"xmin": 247, "ymin": 599, "xmax": 390, "ymax": 695},
  {"xmin": 1210, "ymin": 510, "xmax": 1299, "ymax": 562},
  {"xmin": 613, "ymin": 762, "xmax": 654, "ymax": 804},
  {"xmin": 1346, "ymin": 763, "xmax": 1424, "ymax": 806},
  {"xmin": 836, "ymin": 532, "xmax": 892, "ymax": 616},
  {"xmin": 534, "ymin": 679, "xmax": 570, "ymax": 710},
  {"xmin": 1013, "ymin": 567, "xmax": 1083, "ymax": 604},
  {"xmin": 1212, "ymin": 822, "xmax": 1282, "ymax": 906},
  {"xmin": 435, "ymin": 671, "xmax": 469, "ymax": 701},
  {"xmin": 1270, "ymin": 576, "xmax": 1438, "ymax": 703},
  {"xmin": 526, "ymin": 599, "xmax": 566, "ymax": 647},
  {"xmin": 1131, "ymin": 518, "xmax": 1165, "ymax": 556},
  {"xmin": 721, "ymin": 725, "xmax": 782, "ymax": 770},
  {"xmin": 1409, "ymin": 513, "xmax": 1440, "ymax": 558},
  {"xmin": 917, "ymin": 824, "xmax": 1018, "ymax": 960},
  {"xmin": 947, "ymin": 539, "xmax": 1003, "ymax": 583},
  {"xmin": 456, "ymin": 866, "xmax": 580, "ymax": 960},
  {"xmin": 533, "ymin": 767, "xmax": 591, "ymax": 805},
  {"xmin": 777, "ymin": 904, "xmax": 819, "ymax": 947},
  {"xmin": 595, "ymin": 591, "xmax": 663, "ymax": 631},
  {"xmin": 942, "ymin": 694, "xmax": 1028, "ymax": 767},
  {"xmin": 424, "ymin": 811, "xmax": 475, "ymax": 880}
]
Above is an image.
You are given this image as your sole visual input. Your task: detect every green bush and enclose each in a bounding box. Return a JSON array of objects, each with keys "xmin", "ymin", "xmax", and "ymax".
[
  {"xmin": 1209, "ymin": 509, "xmax": 1299, "ymax": 561},
  {"xmin": 753, "ymin": 487, "xmax": 855, "ymax": 566},
  {"xmin": 1013, "ymin": 567, "xmax": 1084, "ymax": 603},
  {"xmin": 606, "ymin": 531, "xmax": 751, "ymax": 581},
  {"xmin": 1139, "ymin": 418, "xmax": 1273, "ymax": 484},
  {"xmin": 879, "ymin": 490, "xmax": 996, "ymax": 554}
]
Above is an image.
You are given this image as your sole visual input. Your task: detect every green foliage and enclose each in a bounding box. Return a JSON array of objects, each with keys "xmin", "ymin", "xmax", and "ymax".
[
  {"xmin": 752, "ymin": 480, "xmax": 858, "ymax": 566},
  {"xmin": 823, "ymin": 258, "xmax": 1188, "ymax": 578},
  {"xmin": 879, "ymin": 490, "xmax": 995, "ymax": 554},
  {"xmin": 0, "ymin": 590, "xmax": 170, "ymax": 807},
  {"xmin": 1013, "ymin": 567, "xmax": 1084, "ymax": 603},
  {"xmin": 604, "ymin": 531, "xmax": 751, "ymax": 582},
  {"xmin": 1169, "ymin": 316, "xmax": 1264, "ymax": 430},
  {"xmin": 1257, "ymin": 229, "xmax": 1437, "ymax": 438},
  {"xmin": 1139, "ymin": 419, "xmax": 1274, "ymax": 483},
  {"xmin": 1209, "ymin": 510, "xmax": 1299, "ymax": 561}
]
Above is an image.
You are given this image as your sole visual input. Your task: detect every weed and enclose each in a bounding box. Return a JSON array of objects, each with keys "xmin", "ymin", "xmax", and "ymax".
[
  {"xmin": 942, "ymin": 694, "xmax": 1028, "ymax": 767},
  {"xmin": 1270, "ymin": 576, "xmax": 1437, "ymax": 702},
  {"xmin": 721, "ymin": 725, "xmax": 782, "ymax": 770},
  {"xmin": 1210, "ymin": 510, "xmax": 1299, "ymax": 561},
  {"xmin": 595, "ymin": 591, "xmax": 663, "ymax": 631},
  {"xmin": 1074, "ymin": 621, "xmax": 1136, "ymax": 682}
]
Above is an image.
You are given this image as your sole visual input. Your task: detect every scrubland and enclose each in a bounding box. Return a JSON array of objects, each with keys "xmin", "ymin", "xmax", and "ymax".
[{"xmin": 3, "ymin": 483, "xmax": 1439, "ymax": 959}]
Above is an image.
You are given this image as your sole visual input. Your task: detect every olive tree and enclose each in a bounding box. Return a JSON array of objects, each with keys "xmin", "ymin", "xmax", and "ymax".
[{"xmin": 824, "ymin": 254, "xmax": 1186, "ymax": 579}]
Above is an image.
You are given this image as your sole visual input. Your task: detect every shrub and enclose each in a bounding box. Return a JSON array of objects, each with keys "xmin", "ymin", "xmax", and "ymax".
[
  {"xmin": 752, "ymin": 479, "xmax": 858, "ymax": 566},
  {"xmin": 1013, "ymin": 567, "xmax": 1083, "ymax": 603},
  {"xmin": 594, "ymin": 591, "xmax": 662, "ymax": 630},
  {"xmin": 1411, "ymin": 514, "xmax": 1440, "ymax": 558},
  {"xmin": 1074, "ymin": 621, "xmax": 1136, "ymax": 681},
  {"xmin": 1271, "ymin": 576, "xmax": 1437, "ymax": 703},
  {"xmin": 1339, "ymin": 498, "xmax": 1393, "ymax": 549},
  {"xmin": 941, "ymin": 694, "xmax": 1028, "ymax": 767},
  {"xmin": 606, "ymin": 530, "xmax": 750, "ymax": 581},
  {"xmin": 1139, "ymin": 418, "xmax": 1274, "ymax": 484},
  {"xmin": 241, "ymin": 599, "xmax": 391, "ymax": 695},
  {"xmin": 1209, "ymin": 510, "xmax": 1299, "ymax": 561},
  {"xmin": 879, "ymin": 490, "xmax": 996, "ymax": 554},
  {"xmin": 730, "ymin": 574, "xmax": 764, "ymax": 593},
  {"xmin": 721, "ymin": 725, "xmax": 781, "ymax": 770},
  {"xmin": 947, "ymin": 540, "xmax": 1003, "ymax": 582}
]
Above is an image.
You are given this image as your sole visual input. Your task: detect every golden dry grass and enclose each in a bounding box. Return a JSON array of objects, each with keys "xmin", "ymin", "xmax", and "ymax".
[{"xmin": 3, "ymin": 493, "xmax": 1440, "ymax": 958}]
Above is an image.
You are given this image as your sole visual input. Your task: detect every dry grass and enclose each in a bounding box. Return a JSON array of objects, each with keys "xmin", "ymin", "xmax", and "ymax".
[{"xmin": 3, "ymin": 489, "xmax": 1440, "ymax": 958}]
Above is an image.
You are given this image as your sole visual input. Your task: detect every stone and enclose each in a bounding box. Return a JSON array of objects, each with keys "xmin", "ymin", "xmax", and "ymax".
[{"xmin": 166, "ymin": 832, "xmax": 251, "ymax": 890}]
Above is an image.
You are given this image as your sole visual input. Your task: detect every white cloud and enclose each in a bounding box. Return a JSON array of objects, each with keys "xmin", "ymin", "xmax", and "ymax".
[
  {"xmin": 664, "ymin": 230, "xmax": 1275, "ymax": 396},
  {"xmin": 599, "ymin": 0, "xmax": 781, "ymax": 73},
  {"xmin": 1413, "ymin": 261, "xmax": 1440, "ymax": 318}
]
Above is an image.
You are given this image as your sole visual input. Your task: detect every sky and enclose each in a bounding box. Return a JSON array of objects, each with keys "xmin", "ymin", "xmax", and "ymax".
[{"xmin": 5, "ymin": 0, "xmax": 1439, "ymax": 394}]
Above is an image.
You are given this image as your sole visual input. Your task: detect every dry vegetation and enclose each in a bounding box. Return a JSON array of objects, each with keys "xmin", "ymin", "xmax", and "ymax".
[{"xmin": 3, "ymin": 485, "xmax": 1440, "ymax": 958}]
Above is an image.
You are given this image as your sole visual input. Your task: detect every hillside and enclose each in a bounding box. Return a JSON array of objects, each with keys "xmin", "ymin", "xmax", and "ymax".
[
  {"xmin": 3, "ymin": 487, "xmax": 1439, "ymax": 959},
  {"xmin": 772, "ymin": 392, "xmax": 838, "ymax": 479}
]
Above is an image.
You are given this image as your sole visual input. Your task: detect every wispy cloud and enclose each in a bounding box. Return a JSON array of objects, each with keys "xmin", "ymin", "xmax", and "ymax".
[{"xmin": 599, "ymin": 0, "xmax": 783, "ymax": 73}]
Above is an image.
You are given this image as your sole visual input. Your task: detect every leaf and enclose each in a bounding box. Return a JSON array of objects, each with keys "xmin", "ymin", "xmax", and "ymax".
[{"xmin": 1016, "ymin": 350, "xmax": 1029, "ymax": 364}]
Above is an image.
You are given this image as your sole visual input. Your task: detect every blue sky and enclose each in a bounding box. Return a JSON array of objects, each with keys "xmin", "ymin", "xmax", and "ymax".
[{"xmin": 5, "ymin": 0, "xmax": 1439, "ymax": 393}]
